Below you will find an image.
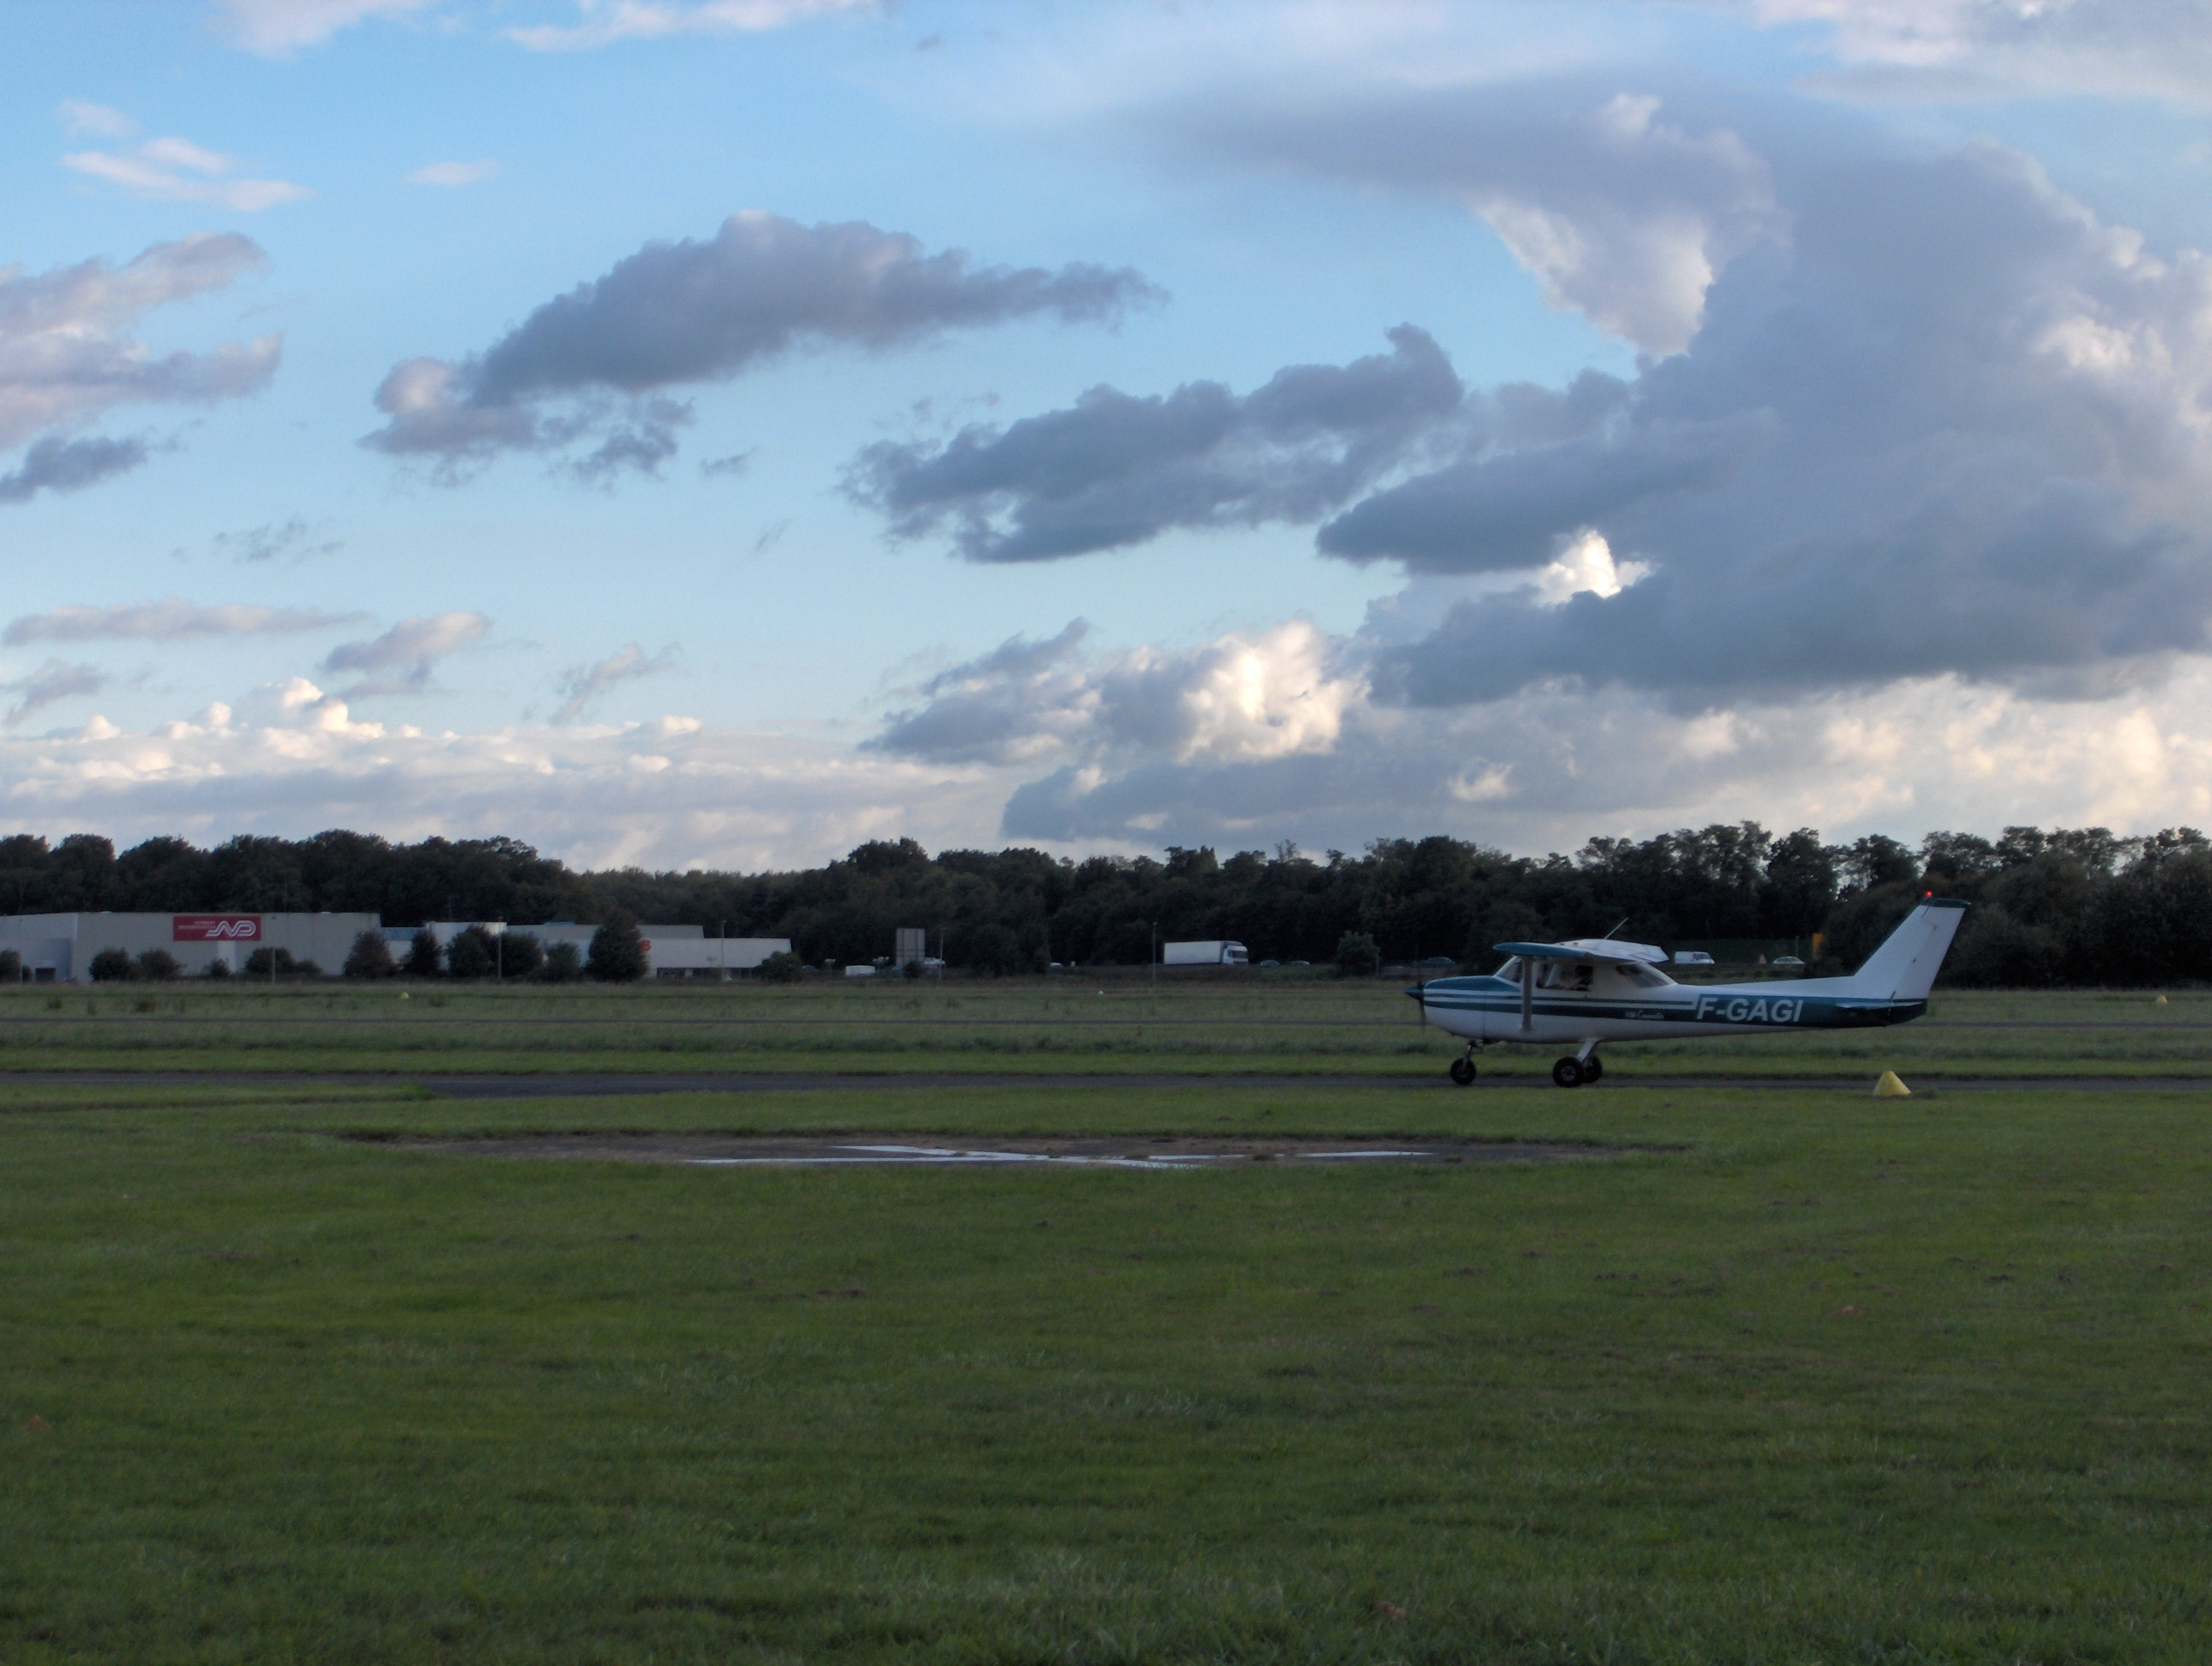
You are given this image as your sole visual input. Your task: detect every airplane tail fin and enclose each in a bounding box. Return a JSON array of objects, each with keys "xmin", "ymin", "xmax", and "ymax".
[{"xmin": 1842, "ymin": 897, "xmax": 1968, "ymax": 1001}]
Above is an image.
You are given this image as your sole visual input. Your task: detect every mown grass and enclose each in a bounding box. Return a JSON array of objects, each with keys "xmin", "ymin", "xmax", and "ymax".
[
  {"xmin": 0, "ymin": 981, "xmax": 2208, "ymax": 1078},
  {"xmin": 5, "ymin": 1070, "xmax": 2212, "ymax": 1662}
]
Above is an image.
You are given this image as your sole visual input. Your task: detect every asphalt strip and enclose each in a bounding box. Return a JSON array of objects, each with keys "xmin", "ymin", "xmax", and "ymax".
[{"xmin": 364, "ymin": 1133, "xmax": 1622, "ymax": 1167}]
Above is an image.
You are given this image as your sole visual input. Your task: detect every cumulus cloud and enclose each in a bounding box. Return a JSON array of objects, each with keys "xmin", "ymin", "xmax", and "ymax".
[
  {"xmin": 212, "ymin": 0, "xmax": 434, "ymax": 55},
  {"xmin": 0, "ymin": 234, "xmax": 280, "ymax": 485},
  {"xmin": 0, "ymin": 436, "xmax": 148, "ymax": 504},
  {"xmin": 870, "ymin": 618, "xmax": 1362, "ymax": 770},
  {"xmin": 1180, "ymin": 90, "xmax": 1781, "ymax": 354},
  {"xmin": 363, "ymin": 212, "xmax": 1161, "ymax": 478},
  {"xmin": 4, "ymin": 600, "xmax": 364, "ymax": 646},
  {"xmin": 0, "ymin": 684, "xmax": 1011, "ymax": 872},
  {"xmin": 408, "ymin": 159, "xmax": 500, "ymax": 187},
  {"xmin": 847, "ymin": 325, "xmax": 1464, "ymax": 562},
  {"xmin": 860, "ymin": 140, "xmax": 2212, "ymax": 714},
  {"xmin": 62, "ymin": 133, "xmax": 310, "ymax": 211},
  {"xmin": 2, "ymin": 661, "xmax": 108, "ymax": 729},
  {"xmin": 551, "ymin": 641, "xmax": 682, "ymax": 722},
  {"xmin": 509, "ymin": 0, "xmax": 875, "ymax": 50},
  {"xmin": 320, "ymin": 612, "xmax": 490, "ymax": 696}
]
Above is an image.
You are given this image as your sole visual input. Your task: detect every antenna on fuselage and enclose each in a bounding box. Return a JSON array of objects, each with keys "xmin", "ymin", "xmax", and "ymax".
[{"xmin": 1601, "ymin": 917, "xmax": 1629, "ymax": 940}]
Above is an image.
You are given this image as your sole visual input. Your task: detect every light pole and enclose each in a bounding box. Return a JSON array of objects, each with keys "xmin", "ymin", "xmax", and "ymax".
[{"xmin": 1150, "ymin": 921, "xmax": 1158, "ymax": 987}]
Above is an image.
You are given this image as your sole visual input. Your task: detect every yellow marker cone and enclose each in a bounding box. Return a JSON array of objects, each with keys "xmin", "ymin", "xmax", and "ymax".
[
  {"xmin": 1873, "ymin": 1070, "xmax": 1912, "ymax": 1098},
  {"xmin": 2155, "ymin": 994, "xmax": 2169, "ymax": 1005}
]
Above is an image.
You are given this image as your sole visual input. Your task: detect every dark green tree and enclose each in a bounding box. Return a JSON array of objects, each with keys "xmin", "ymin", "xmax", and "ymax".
[
  {"xmin": 446, "ymin": 924, "xmax": 498, "ymax": 980},
  {"xmin": 134, "ymin": 949, "xmax": 181, "ymax": 980},
  {"xmin": 498, "ymin": 932, "xmax": 544, "ymax": 979},
  {"xmin": 343, "ymin": 930, "xmax": 395, "ymax": 978},
  {"xmin": 537, "ymin": 941, "xmax": 584, "ymax": 982},
  {"xmin": 404, "ymin": 929, "xmax": 442, "ymax": 977},
  {"xmin": 87, "ymin": 947, "xmax": 135, "ymax": 981},
  {"xmin": 1333, "ymin": 930, "xmax": 1381, "ymax": 977},
  {"xmin": 587, "ymin": 913, "xmax": 648, "ymax": 982}
]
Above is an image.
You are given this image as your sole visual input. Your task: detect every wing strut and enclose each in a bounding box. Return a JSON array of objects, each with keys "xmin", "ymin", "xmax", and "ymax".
[{"xmin": 1520, "ymin": 958, "xmax": 1534, "ymax": 1034}]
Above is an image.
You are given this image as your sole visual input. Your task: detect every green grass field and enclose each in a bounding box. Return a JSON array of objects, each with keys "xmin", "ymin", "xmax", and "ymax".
[{"xmin": 5, "ymin": 985, "xmax": 2210, "ymax": 1662}]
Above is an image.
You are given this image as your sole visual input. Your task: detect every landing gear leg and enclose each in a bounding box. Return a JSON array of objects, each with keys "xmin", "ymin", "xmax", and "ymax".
[
  {"xmin": 1575, "ymin": 1039, "xmax": 1603, "ymax": 1084},
  {"xmin": 1448, "ymin": 1044, "xmax": 1478, "ymax": 1086}
]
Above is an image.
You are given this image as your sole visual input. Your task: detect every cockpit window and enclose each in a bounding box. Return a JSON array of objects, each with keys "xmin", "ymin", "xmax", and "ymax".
[{"xmin": 1495, "ymin": 957, "xmax": 1522, "ymax": 982}]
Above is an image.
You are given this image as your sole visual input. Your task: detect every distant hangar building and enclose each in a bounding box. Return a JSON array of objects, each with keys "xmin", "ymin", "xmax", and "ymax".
[
  {"xmin": 0, "ymin": 912, "xmax": 790, "ymax": 982},
  {"xmin": 0, "ymin": 912, "xmax": 380, "ymax": 982}
]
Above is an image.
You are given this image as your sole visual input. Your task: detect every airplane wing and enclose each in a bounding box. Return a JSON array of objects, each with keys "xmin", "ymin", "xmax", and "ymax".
[{"xmin": 1493, "ymin": 938, "xmax": 1669, "ymax": 964}]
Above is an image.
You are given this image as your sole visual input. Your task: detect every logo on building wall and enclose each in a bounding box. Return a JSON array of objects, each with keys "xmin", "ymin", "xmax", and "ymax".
[{"xmin": 173, "ymin": 915, "xmax": 262, "ymax": 941}]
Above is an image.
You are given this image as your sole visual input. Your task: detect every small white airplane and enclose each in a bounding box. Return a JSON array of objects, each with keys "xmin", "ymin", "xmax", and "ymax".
[{"xmin": 1410, "ymin": 894, "xmax": 1967, "ymax": 1086}]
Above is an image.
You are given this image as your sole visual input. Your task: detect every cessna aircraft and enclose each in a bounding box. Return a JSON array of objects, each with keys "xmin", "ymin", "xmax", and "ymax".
[{"xmin": 1410, "ymin": 895, "xmax": 1967, "ymax": 1086}]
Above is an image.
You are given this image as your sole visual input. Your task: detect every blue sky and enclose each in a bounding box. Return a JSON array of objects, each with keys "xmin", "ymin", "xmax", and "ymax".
[{"xmin": 7, "ymin": 0, "xmax": 2212, "ymax": 868}]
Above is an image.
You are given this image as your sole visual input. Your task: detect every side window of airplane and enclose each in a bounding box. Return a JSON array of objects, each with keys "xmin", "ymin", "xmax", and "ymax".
[{"xmin": 1571, "ymin": 964, "xmax": 1594, "ymax": 993}]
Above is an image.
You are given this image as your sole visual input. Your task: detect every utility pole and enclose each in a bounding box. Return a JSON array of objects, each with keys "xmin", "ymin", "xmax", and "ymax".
[{"xmin": 1151, "ymin": 921, "xmax": 1158, "ymax": 987}]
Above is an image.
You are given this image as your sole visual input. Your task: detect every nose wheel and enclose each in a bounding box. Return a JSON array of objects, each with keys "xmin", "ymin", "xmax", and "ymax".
[{"xmin": 1448, "ymin": 1054, "xmax": 1477, "ymax": 1086}]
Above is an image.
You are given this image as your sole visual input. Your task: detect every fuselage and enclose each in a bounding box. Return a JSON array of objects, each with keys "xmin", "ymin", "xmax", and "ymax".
[{"xmin": 1412, "ymin": 963, "xmax": 1927, "ymax": 1046}]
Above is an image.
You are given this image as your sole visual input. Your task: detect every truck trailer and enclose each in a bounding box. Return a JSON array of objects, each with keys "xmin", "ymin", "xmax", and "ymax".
[{"xmin": 1162, "ymin": 940, "xmax": 1249, "ymax": 967}]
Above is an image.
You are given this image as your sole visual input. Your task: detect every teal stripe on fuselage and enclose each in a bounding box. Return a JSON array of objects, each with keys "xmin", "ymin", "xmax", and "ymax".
[{"xmin": 1407, "ymin": 976, "xmax": 1924, "ymax": 1031}]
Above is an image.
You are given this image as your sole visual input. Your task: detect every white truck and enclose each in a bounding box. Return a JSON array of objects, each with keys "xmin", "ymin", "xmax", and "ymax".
[{"xmin": 1163, "ymin": 940, "xmax": 1249, "ymax": 967}]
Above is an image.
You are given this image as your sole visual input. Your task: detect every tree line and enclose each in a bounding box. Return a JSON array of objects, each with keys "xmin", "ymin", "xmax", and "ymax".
[{"xmin": 1, "ymin": 821, "xmax": 2206, "ymax": 985}]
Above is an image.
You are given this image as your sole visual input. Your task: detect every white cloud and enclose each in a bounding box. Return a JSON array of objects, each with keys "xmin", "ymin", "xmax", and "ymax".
[
  {"xmin": 0, "ymin": 684, "xmax": 1010, "ymax": 871},
  {"xmin": 1703, "ymin": 0, "xmax": 2212, "ymax": 105},
  {"xmin": 0, "ymin": 235, "xmax": 280, "ymax": 488},
  {"xmin": 408, "ymin": 159, "xmax": 501, "ymax": 187},
  {"xmin": 552, "ymin": 641, "xmax": 682, "ymax": 723},
  {"xmin": 1, "ymin": 661, "xmax": 108, "ymax": 730},
  {"xmin": 4, "ymin": 600, "xmax": 364, "ymax": 646},
  {"xmin": 62, "ymin": 136, "xmax": 310, "ymax": 212},
  {"xmin": 58, "ymin": 101, "xmax": 136, "ymax": 138},
  {"xmin": 321, "ymin": 612, "xmax": 491, "ymax": 697},
  {"xmin": 212, "ymin": 0, "xmax": 435, "ymax": 55},
  {"xmin": 508, "ymin": 0, "xmax": 875, "ymax": 51},
  {"xmin": 1528, "ymin": 530, "xmax": 1650, "ymax": 606}
]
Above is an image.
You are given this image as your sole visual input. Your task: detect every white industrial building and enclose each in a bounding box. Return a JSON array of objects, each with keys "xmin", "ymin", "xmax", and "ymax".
[
  {"xmin": 0, "ymin": 912, "xmax": 381, "ymax": 982},
  {"xmin": 0, "ymin": 911, "xmax": 790, "ymax": 982}
]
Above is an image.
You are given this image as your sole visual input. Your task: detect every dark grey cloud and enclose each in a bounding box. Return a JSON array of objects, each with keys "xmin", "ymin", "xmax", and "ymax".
[
  {"xmin": 846, "ymin": 326, "xmax": 1464, "ymax": 562},
  {"xmin": 0, "ymin": 435, "xmax": 146, "ymax": 504},
  {"xmin": 868, "ymin": 621, "xmax": 1092, "ymax": 761},
  {"xmin": 859, "ymin": 137, "xmax": 2212, "ymax": 708},
  {"xmin": 364, "ymin": 213, "xmax": 1162, "ymax": 478}
]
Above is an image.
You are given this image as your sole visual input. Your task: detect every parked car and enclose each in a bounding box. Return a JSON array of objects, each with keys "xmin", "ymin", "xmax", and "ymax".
[
  {"xmin": 1772, "ymin": 955, "xmax": 1805, "ymax": 969},
  {"xmin": 1673, "ymin": 950, "xmax": 1715, "ymax": 966}
]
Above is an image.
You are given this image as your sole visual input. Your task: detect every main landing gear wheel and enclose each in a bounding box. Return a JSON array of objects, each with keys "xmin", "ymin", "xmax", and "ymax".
[
  {"xmin": 1581, "ymin": 1055, "xmax": 1603, "ymax": 1083},
  {"xmin": 1448, "ymin": 1056, "xmax": 1477, "ymax": 1086},
  {"xmin": 1551, "ymin": 1057, "xmax": 1586, "ymax": 1088}
]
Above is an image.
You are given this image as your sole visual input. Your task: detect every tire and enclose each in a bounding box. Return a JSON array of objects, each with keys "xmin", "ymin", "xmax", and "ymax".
[
  {"xmin": 1448, "ymin": 1056, "xmax": 1476, "ymax": 1086},
  {"xmin": 1551, "ymin": 1057, "xmax": 1585, "ymax": 1088},
  {"xmin": 1582, "ymin": 1055, "xmax": 1603, "ymax": 1083}
]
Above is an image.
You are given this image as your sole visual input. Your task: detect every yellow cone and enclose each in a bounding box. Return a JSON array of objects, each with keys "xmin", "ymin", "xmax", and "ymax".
[
  {"xmin": 2155, "ymin": 994, "xmax": 2169, "ymax": 1006},
  {"xmin": 1873, "ymin": 1070, "xmax": 1912, "ymax": 1098}
]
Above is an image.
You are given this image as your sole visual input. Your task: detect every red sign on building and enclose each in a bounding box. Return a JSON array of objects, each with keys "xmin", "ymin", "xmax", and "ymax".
[{"xmin": 173, "ymin": 915, "xmax": 262, "ymax": 941}]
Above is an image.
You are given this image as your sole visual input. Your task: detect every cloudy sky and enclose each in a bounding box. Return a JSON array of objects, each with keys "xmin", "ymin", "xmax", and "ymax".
[{"xmin": 9, "ymin": 0, "xmax": 2212, "ymax": 868}]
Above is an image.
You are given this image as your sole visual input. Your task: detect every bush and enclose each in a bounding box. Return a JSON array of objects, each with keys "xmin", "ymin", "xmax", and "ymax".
[
  {"xmin": 243, "ymin": 947, "xmax": 297, "ymax": 978},
  {"xmin": 757, "ymin": 950, "xmax": 804, "ymax": 983},
  {"xmin": 135, "ymin": 949, "xmax": 181, "ymax": 981},
  {"xmin": 498, "ymin": 931, "xmax": 543, "ymax": 979},
  {"xmin": 902, "ymin": 958, "xmax": 925, "ymax": 980},
  {"xmin": 202, "ymin": 957, "xmax": 231, "ymax": 980},
  {"xmin": 88, "ymin": 947, "xmax": 135, "ymax": 982},
  {"xmin": 445, "ymin": 924, "xmax": 498, "ymax": 980},
  {"xmin": 293, "ymin": 960, "xmax": 322, "ymax": 978},
  {"xmin": 587, "ymin": 913, "xmax": 648, "ymax": 982},
  {"xmin": 343, "ymin": 930, "xmax": 395, "ymax": 978},
  {"xmin": 1333, "ymin": 931, "xmax": 1382, "ymax": 977},
  {"xmin": 403, "ymin": 928, "xmax": 442, "ymax": 978},
  {"xmin": 536, "ymin": 941, "xmax": 584, "ymax": 982},
  {"xmin": 0, "ymin": 948, "xmax": 18, "ymax": 983}
]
